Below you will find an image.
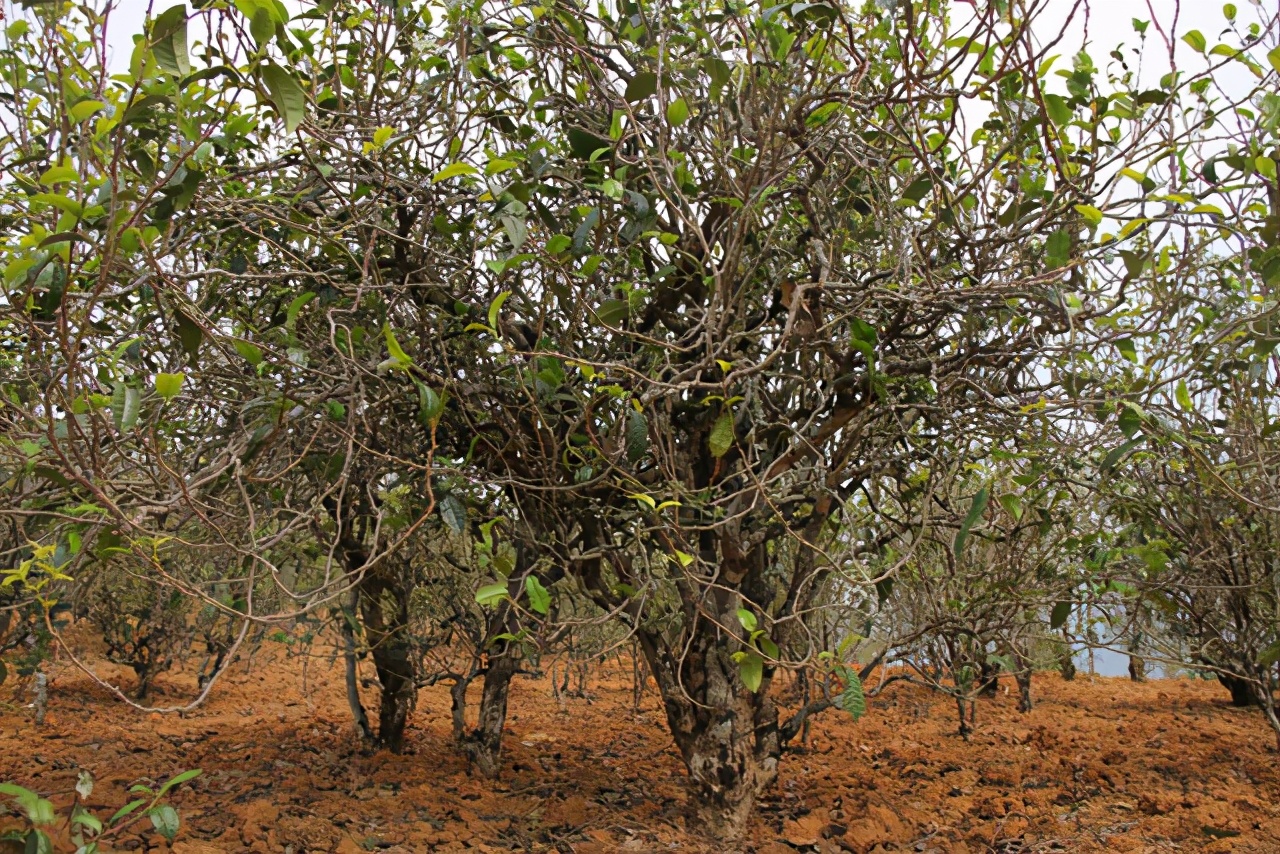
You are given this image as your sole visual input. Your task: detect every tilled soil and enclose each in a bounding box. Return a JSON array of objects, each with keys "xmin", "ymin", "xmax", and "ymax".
[{"xmin": 2, "ymin": 640, "xmax": 1278, "ymax": 853}]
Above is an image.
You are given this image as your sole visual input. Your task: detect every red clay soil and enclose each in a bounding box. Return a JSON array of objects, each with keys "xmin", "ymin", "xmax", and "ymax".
[{"xmin": 2, "ymin": 640, "xmax": 1279, "ymax": 853}]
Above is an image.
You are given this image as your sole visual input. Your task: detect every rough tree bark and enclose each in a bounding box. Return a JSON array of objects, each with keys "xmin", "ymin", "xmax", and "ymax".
[
  {"xmin": 1128, "ymin": 607, "xmax": 1147, "ymax": 683},
  {"xmin": 461, "ymin": 541, "xmax": 547, "ymax": 778},
  {"xmin": 331, "ymin": 503, "xmax": 417, "ymax": 753},
  {"xmin": 358, "ymin": 571, "xmax": 416, "ymax": 753},
  {"xmin": 978, "ymin": 660, "xmax": 1001, "ymax": 697},
  {"xmin": 464, "ymin": 642, "xmax": 519, "ymax": 778},
  {"xmin": 449, "ymin": 675, "xmax": 470, "ymax": 741},
  {"xmin": 625, "ymin": 536, "xmax": 800, "ymax": 842},
  {"xmin": 336, "ymin": 593, "xmax": 374, "ymax": 743},
  {"xmin": 1218, "ymin": 672, "xmax": 1258, "ymax": 708},
  {"xmin": 638, "ymin": 630, "xmax": 780, "ymax": 841},
  {"xmin": 1015, "ymin": 669, "xmax": 1033, "ymax": 713}
]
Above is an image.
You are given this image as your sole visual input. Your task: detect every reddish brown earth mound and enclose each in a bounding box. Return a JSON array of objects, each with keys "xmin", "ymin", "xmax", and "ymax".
[{"xmin": 2, "ymin": 643, "xmax": 1278, "ymax": 853}]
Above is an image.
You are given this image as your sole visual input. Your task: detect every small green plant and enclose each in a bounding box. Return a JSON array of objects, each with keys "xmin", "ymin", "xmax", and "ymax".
[{"xmin": 0, "ymin": 768, "xmax": 201, "ymax": 853}]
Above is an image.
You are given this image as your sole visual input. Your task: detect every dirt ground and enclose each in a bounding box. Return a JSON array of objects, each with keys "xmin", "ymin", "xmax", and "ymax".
[{"xmin": 2, "ymin": 638, "xmax": 1279, "ymax": 854}]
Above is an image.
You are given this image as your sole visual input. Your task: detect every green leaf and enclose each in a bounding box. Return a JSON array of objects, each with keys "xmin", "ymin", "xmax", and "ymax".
[
  {"xmin": 1268, "ymin": 46, "xmax": 1280, "ymax": 76},
  {"xmin": 594, "ymin": 299, "xmax": 627, "ymax": 326},
  {"xmin": 0, "ymin": 784, "xmax": 42, "ymax": 821},
  {"xmin": 154, "ymin": 373, "xmax": 184, "ymax": 400},
  {"xmin": 475, "ymin": 582, "xmax": 509, "ymax": 607},
  {"xmin": 599, "ymin": 178, "xmax": 624, "ymax": 200},
  {"xmin": 1045, "ymin": 229, "xmax": 1072, "ymax": 269},
  {"xmin": 112, "ymin": 384, "xmax": 140, "ymax": 433},
  {"xmin": 736, "ymin": 608, "xmax": 758, "ymax": 632},
  {"xmin": 666, "ymin": 97, "xmax": 689, "ymax": 125},
  {"xmin": 249, "ymin": 6, "xmax": 274, "ymax": 45},
  {"xmin": 149, "ymin": 805, "xmax": 180, "ymax": 841},
  {"xmin": 1115, "ymin": 337, "xmax": 1138, "ymax": 363},
  {"xmin": 372, "ymin": 125, "xmax": 393, "ymax": 147},
  {"xmin": 487, "ymin": 291, "xmax": 510, "ymax": 331},
  {"xmin": 567, "ymin": 127, "xmax": 612, "ymax": 160},
  {"xmin": 998, "ymin": 493, "xmax": 1023, "ymax": 521},
  {"xmin": 174, "ymin": 311, "xmax": 203, "ymax": 363},
  {"xmin": 39, "ymin": 164, "xmax": 79, "ymax": 186},
  {"xmin": 1074, "ymin": 204, "xmax": 1103, "ymax": 227},
  {"xmin": 433, "ymin": 162, "xmax": 478, "ymax": 183},
  {"xmin": 1120, "ymin": 167, "xmax": 1151, "ymax": 188},
  {"xmin": 1117, "ymin": 403, "xmax": 1142, "ymax": 438},
  {"xmin": 545, "ymin": 234, "xmax": 572, "ymax": 255},
  {"xmin": 414, "ymin": 380, "xmax": 444, "ymax": 427},
  {"xmin": 625, "ymin": 409, "xmax": 648, "ymax": 463},
  {"xmin": 902, "ymin": 175, "xmax": 933, "ymax": 203},
  {"xmin": 737, "ymin": 651, "xmax": 763, "ymax": 692},
  {"xmin": 233, "ymin": 340, "xmax": 263, "ymax": 366},
  {"xmin": 30, "ymin": 798, "xmax": 55, "ymax": 825},
  {"xmin": 708, "ymin": 410, "xmax": 734, "ymax": 458},
  {"xmin": 1119, "ymin": 217, "xmax": 1149, "ymax": 239},
  {"xmin": 1050, "ymin": 601, "xmax": 1072, "ymax": 630},
  {"xmin": 383, "ymin": 324, "xmax": 413, "ymax": 369},
  {"xmin": 1119, "ymin": 250, "xmax": 1149, "ymax": 278},
  {"xmin": 953, "ymin": 487, "xmax": 989, "ymax": 559},
  {"xmin": 835, "ymin": 666, "xmax": 866, "ymax": 721},
  {"xmin": 1175, "ymin": 379, "xmax": 1192, "ymax": 411},
  {"xmin": 1258, "ymin": 640, "xmax": 1280, "ymax": 668},
  {"xmin": 31, "ymin": 192, "xmax": 83, "ymax": 217},
  {"xmin": 628, "ymin": 492, "xmax": 657, "ymax": 510},
  {"xmin": 286, "ymin": 292, "xmax": 315, "ymax": 329},
  {"xmin": 261, "ymin": 64, "xmax": 308, "ymax": 134},
  {"xmin": 1101, "ymin": 437, "xmax": 1144, "ymax": 472},
  {"xmin": 1181, "ymin": 29, "xmax": 1206, "ymax": 53},
  {"xmin": 758, "ymin": 636, "xmax": 780, "ymax": 660},
  {"xmin": 486, "ymin": 158, "xmax": 519, "ymax": 175},
  {"xmin": 150, "ymin": 5, "xmax": 190, "ymax": 78},
  {"xmin": 157, "ymin": 768, "xmax": 201, "ymax": 797},
  {"xmin": 25, "ymin": 830, "xmax": 53, "ymax": 854},
  {"xmin": 805, "ymin": 102, "xmax": 840, "ymax": 128},
  {"xmin": 1043, "ymin": 93, "xmax": 1072, "ymax": 126},
  {"xmin": 69, "ymin": 100, "xmax": 106, "ymax": 123},
  {"xmin": 524, "ymin": 576, "xmax": 550, "ymax": 615},
  {"xmin": 624, "ymin": 71, "xmax": 657, "ymax": 102},
  {"xmin": 71, "ymin": 807, "xmax": 102, "ymax": 834}
]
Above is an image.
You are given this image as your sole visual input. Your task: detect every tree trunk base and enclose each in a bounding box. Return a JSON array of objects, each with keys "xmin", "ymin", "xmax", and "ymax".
[
  {"xmin": 1219, "ymin": 673, "xmax": 1258, "ymax": 708},
  {"xmin": 689, "ymin": 788, "xmax": 760, "ymax": 844},
  {"xmin": 1015, "ymin": 670, "xmax": 1033, "ymax": 713},
  {"xmin": 463, "ymin": 646, "xmax": 518, "ymax": 778}
]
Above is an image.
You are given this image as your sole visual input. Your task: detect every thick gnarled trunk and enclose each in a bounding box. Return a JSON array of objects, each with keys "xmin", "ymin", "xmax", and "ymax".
[
  {"xmin": 1219, "ymin": 672, "xmax": 1258, "ymax": 707},
  {"xmin": 576, "ymin": 521, "xmax": 810, "ymax": 841},
  {"xmin": 639, "ymin": 629, "xmax": 780, "ymax": 841},
  {"xmin": 329, "ymin": 504, "xmax": 418, "ymax": 754},
  {"xmin": 359, "ymin": 574, "xmax": 415, "ymax": 754},
  {"xmin": 465, "ymin": 646, "xmax": 518, "ymax": 777}
]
